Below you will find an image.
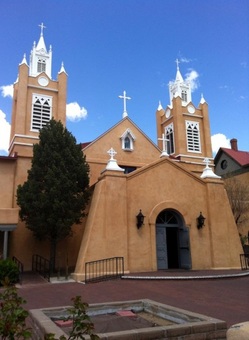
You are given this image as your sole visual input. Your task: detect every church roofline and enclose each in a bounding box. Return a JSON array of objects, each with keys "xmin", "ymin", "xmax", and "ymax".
[
  {"xmin": 126, "ymin": 153, "xmax": 206, "ymax": 184},
  {"xmin": 81, "ymin": 116, "xmax": 161, "ymax": 153},
  {"xmin": 0, "ymin": 153, "xmax": 18, "ymax": 161}
]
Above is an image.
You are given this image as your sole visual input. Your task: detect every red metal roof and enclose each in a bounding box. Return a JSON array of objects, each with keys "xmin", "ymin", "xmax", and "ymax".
[
  {"xmin": 220, "ymin": 147, "xmax": 249, "ymax": 166},
  {"xmin": 80, "ymin": 142, "xmax": 92, "ymax": 149}
]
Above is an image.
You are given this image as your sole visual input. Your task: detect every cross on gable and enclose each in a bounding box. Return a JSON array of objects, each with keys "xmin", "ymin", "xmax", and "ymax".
[
  {"xmin": 119, "ymin": 90, "xmax": 131, "ymax": 117},
  {"xmin": 203, "ymin": 157, "xmax": 211, "ymax": 168},
  {"xmin": 107, "ymin": 147, "xmax": 117, "ymax": 160}
]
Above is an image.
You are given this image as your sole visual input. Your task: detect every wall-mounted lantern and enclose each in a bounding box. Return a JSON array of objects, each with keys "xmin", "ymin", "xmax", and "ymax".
[
  {"xmin": 197, "ymin": 212, "xmax": 205, "ymax": 229},
  {"xmin": 136, "ymin": 209, "xmax": 145, "ymax": 229}
]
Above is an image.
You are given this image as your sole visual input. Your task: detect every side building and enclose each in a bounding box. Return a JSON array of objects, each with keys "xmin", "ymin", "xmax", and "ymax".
[{"xmin": 214, "ymin": 139, "xmax": 249, "ymax": 244}]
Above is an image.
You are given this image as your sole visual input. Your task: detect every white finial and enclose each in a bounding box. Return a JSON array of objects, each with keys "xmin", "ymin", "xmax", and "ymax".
[
  {"xmin": 200, "ymin": 93, "xmax": 206, "ymax": 104},
  {"xmin": 58, "ymin": 62, "xmax": 67, "ymax": 74},
  {"xmin": 104, "ymin": 148, "xmax": 124, "ymax": 172},
  {"xmin": 157, "ymin": 101, "xmax": 163, "ymax": 111},
  {"xmin": 200, "ymin": 158, "xmax": 221, "ymax": 179},
  {"xmin": 20, "ymin": 53, "xmax": 28, "ymax": 65},
  {"xmin": 39, "ymin": 23, "xmax": 46, "ymax": 36},
  {"xmin": 119, "ymin": 90, "xmax": 131, "ymax": 118},
  {"xmin": 107, "ymin": 147, "xmax": 117, "ymax": 160},
  {"xmin": 158, "ymin": 133, "xmax": 169, "ymax": 157}
]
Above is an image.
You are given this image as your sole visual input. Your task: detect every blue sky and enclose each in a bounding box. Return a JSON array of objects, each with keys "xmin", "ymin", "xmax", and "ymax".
[{"xmin": 0, "ymin": 0, "xmax": 248, "ymax": 156}]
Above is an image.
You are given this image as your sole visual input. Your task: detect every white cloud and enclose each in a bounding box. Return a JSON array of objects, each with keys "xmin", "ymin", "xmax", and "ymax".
[
  {"xmin": 180, "ymin": 57, "xmax": 192, "ymax": 63},
  {"xmin": 185, "ymin": 69, "xmax": 199, "ymax": 91},
  {"xmin": 219, "ymin": 85, "xmax": 230, "ymax": 91},
  {"xmin": 0, "ymin": 84, "xmax": 14, "ymax": 98},
  {"xmin": 66, "ymin": 102, "xmax": 88, "ymax": 122},
  {"xmin": 211, "ymin": 133, "xmax": 230, "ymax": 155},
  {"xmin": 0, "ymin": 109, "xmax": 11, "ymax": 155}
]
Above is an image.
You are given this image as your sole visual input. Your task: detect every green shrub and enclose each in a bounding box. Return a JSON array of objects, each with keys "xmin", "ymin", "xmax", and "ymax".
[
  {"xmin": 0, "ymin": 285, "xmax": 31, "ymax": 339},
  {"xmin": 0, "ymin": 258, "xmax": 19, "ymax": 286},
  {"xmin": 45, "ymin": 296, "xmax": 99, "ymax": 339}
]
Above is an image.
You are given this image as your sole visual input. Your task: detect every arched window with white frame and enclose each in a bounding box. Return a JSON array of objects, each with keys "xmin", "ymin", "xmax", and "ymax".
[
  {"xmin": 31, "ymin": 94, "xmax": 52, "ymax": 131},
  {"xmin": 120, "ymin": 128, "xmax": 136, "ymax": 151},
  {"xmin": 165, "ymin": 123, "xmax": 175, "ymax": 154},
  {"xmin": 37, "ymin": 58, "xmax": 46, "ymax": 73},
  {"xmin": 186, "ymin": 121, "xmax": 201, "ymax": 152},
  {"xmin": 181, "ymin": 90, "xmax": 187, "ymax": 102},
  {"xmin": 124, "ymin": 136, "xmax": 131, "ymax": 149}
]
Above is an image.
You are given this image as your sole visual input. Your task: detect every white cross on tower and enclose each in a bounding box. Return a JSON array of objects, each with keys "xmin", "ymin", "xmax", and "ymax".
[
  {"xmin": 175, "ymin": 58, "xmax": 180, "ymax": 70},
  {"xmin": 119, "ymin": 90, "xmax": 131, "ymax": 118},
  {"xmin": 39, "ymin": 22, "xmax": 46, "ymax": 36},
  {"xmin": 107, "ymin": 147, "xmax": 117, "ymax": 160},
  {"xmin": 158, "ymin": 133, "xmax": 169, "ymax": 157}
]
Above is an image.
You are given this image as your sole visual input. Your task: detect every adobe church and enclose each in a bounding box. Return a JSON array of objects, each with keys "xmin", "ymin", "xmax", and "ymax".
[{"xmin": 0, "ymin": 26, "xmax": 242, "ymax": 279}]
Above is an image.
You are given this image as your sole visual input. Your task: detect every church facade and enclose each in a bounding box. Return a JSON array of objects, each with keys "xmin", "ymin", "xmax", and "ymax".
[{"xmin": 0, "ymin": 27, "xmax": 243, "ymax": 278}]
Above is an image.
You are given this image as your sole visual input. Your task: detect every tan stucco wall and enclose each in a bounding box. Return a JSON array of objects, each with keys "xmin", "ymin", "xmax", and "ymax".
[
  {"xmin": 73, "ymin": 157, "xmax": 242, "ymax": 281},
  {"xmin": 0, "ymin": 209, "xmax": 19, "ymax": 224},
  {"xmin": 0, "ymin": 159, "xmax": 17, "ymax": 207},
  {"xmin": 84, "ymin": 118, "xmax": 161, "ymax": 186},
  {"xmin": 0, "ymin": 153, "xmax": 83, "ymax": 270}
]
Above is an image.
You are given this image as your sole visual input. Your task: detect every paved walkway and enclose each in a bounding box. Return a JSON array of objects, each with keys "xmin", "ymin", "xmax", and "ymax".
[{"xmin": 14, "ymin": 270, "xmax": 249, "ymax": 328}]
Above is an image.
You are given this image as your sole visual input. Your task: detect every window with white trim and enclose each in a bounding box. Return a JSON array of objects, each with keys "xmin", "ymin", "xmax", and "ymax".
[
  {"xmin": 181, "ymin": 90, "xmax": 187, "ymax": 102},
  {"xmin": 124, "ymin": 136, "xmax": 131, "ymax": 149},
  {"xmin": 165, "ymin": 123, "xmax": 175, "ymax": 154},
  {"xmin": 37, "ymin": 58, "xmax": 46, "ymax": 73},
  {"xmin": 186, "ymin": 121, "xmax": 201, "ymax": 152},
  {"xmin": 120, "ymin": 128, "xmax": 136, "ymax": 151},
  {"xmin": 31, "ymin": 94, "xmax": 52, "ymax": 131}
]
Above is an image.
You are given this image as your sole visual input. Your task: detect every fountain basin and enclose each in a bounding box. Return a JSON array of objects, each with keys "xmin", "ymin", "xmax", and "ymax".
[{"xmin": 29, "ymin": 299, "xmax": 227, "ymax": 339}]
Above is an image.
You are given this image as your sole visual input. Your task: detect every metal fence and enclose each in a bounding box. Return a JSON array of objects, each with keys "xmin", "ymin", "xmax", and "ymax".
[
  {"xmin": 12, "ymin": 256, "xmax": 24, "ymax": 284},
  {"xmin": 32, "ymin": 254, "xmax": 51, "ymax": 282},
  {"xmin": 240, "ymin": 254, "xmax": 249, "ymax": 270},
  {"xmin": 85, "ymin": 257, "xmax": 124, "ymax": 283}
]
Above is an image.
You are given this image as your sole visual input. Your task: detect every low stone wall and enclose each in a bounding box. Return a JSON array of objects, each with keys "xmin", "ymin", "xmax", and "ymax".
[{"xmin": 29, "ymin": 299, "xmax": 227, "ymax": 340}]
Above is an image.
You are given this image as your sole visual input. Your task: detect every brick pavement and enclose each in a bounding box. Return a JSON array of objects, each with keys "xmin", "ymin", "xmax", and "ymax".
[{"xmin": 15, "ymin": 271, "xmax": 249, "ymax": 328}]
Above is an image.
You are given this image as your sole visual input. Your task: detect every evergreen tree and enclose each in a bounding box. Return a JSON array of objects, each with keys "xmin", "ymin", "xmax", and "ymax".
[{"xmin": 17, "ymin": 119, "xmax": 90, "ymax": 271}]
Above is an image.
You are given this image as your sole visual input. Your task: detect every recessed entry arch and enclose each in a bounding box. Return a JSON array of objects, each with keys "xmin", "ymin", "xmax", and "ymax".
[{"xmin": 156, "ymin": 209, "xmax": 191, "ymax": 270}]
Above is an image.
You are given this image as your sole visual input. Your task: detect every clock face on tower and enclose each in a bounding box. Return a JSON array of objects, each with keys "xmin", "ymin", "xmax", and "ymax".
[
  {"xmin": 187, "ymin": 105, "xmax": 195, "ymax": 114},
  {"xmin": 38, "ymin": 76, "xmax": 49, "ymax": 87},
  {"xmin": 165, "ymin": 109, "xmax": 171, "ymax": 118}
]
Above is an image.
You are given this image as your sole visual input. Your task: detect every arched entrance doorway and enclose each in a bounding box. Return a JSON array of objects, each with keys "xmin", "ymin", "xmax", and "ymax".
[{"xmin": 156, "ymin": 209, "xmax": 191, "ymax": 270}]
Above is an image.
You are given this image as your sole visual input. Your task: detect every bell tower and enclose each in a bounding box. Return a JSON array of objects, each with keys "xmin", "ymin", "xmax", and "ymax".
[
  {"xmin": 9, "ymin": 23, "xmax": 67, "ymax": 157},
  {"xmin": 29, "ymin": 23, "xmax": 52, "ymax": 78},
  {"xmin": 156, "ymin": 61, "xmax": 213, "ymax": 168}
]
